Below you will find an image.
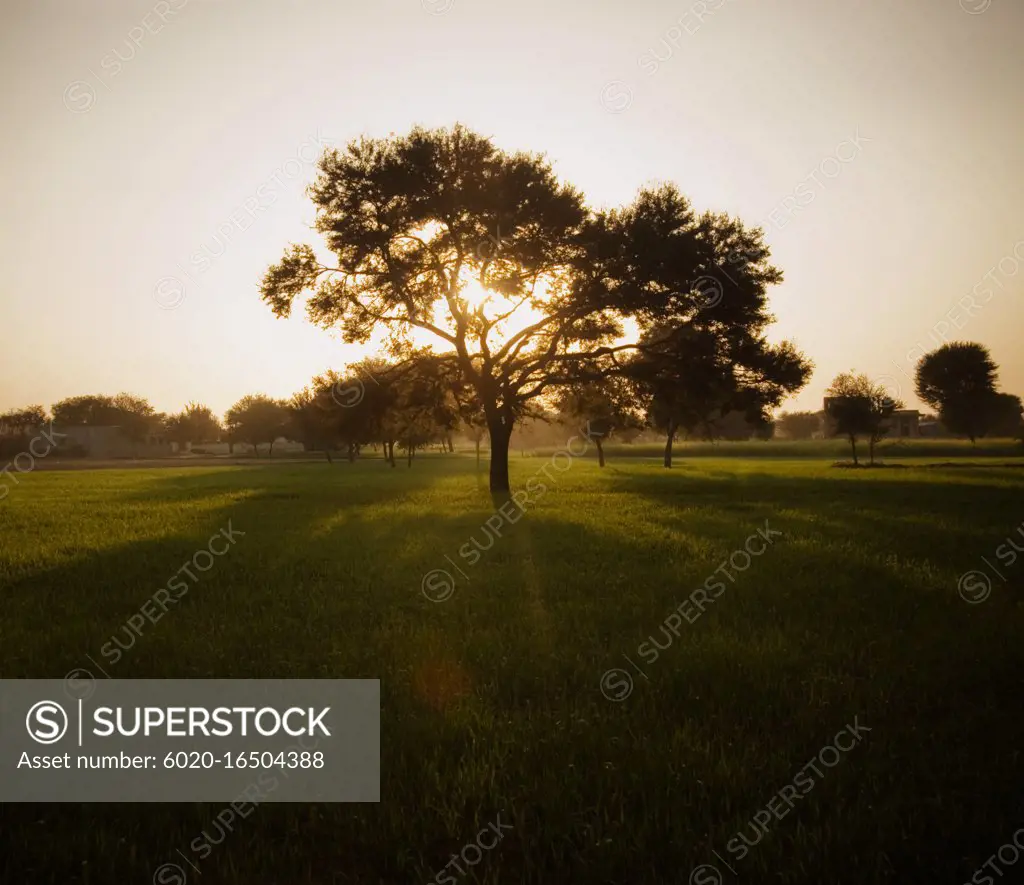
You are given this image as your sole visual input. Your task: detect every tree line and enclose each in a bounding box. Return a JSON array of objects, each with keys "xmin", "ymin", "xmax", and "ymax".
[
  {"xmin": 2, "ymin": 340, "xmax": 1019, "ymax": 468},
  {"xmin": 0, "ymin": 351, "xmax": 786, "ymax": 465}
]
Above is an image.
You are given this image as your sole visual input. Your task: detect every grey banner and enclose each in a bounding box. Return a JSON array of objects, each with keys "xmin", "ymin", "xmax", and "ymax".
[{"xmin": 1, "ymin": 679, "xmax": 379, "ymax": 802}]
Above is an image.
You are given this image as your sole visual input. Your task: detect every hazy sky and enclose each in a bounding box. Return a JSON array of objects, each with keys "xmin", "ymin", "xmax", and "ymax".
[{"xmin": 2, "ymin": 0, "xmax": 1021, "ymax": 418}]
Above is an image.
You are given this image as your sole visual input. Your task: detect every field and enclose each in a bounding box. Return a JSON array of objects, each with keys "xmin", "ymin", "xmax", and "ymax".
[{"xmin": 2, "ymin": 449, "xmax": 1023, "ymax": 884}]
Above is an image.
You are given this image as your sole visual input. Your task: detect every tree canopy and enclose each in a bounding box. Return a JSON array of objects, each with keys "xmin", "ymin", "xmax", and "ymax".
[
  {"xmin": 824, "ymin": 372, "xmax": 902, "ymax": 465},
  {"xmin": 224, "ymin": 394, "xmax": 289, "ymax": 456},
  {"xmin": 915, "ymin": 342, "xmax": 1005, "ymax": 443},
  {"xmin": 261, "ymin": 124, "xmax": 811, "ymax": 490}
]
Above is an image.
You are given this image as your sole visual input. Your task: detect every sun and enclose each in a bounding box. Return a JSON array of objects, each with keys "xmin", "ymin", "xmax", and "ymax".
[{"xmin": 460, "ymin": 280, "xmax": 492, "ymax": 308}]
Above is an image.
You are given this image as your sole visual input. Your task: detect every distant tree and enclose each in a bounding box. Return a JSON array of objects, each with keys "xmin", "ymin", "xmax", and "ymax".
[
  {"xmin": 328, "ymin": 357, "xmax": 404, "ymax": 467},
  {"xmin": 915, "ymin": 342, "xmax": 998, "ymax": 443},
  {"xmin": 704, "ymin": 409, "xmax": 773, "ymax": 442},
  {"xmin": 984, "ymin": 392, "xmax": 1023, "ymax": 439},
  {"xmin": 554, "ymin": 378, "xmax": 641, "ymax": 467},
  {"xmin": 51, "ymin": 395, "xmax": 119, "ymax": 426},
  {"xmin": 109, "ymin": 393, "xmax": 160, "ymax": 455},
  {"xmin": 287, "ymin": 386, "xmax": 338, "ymax": 462},
  {"xmin": 454, "ymin": 391, "xmax": 488, "ymax": 467},
  {"xmin": 163, "ymin": 414, "xmax": 189, "ymax": 449},
  {"xmin": 225, "ymin": 395, "xmax": 289, "ymax": 457},
  {"xmin": 776, "ymin": 410, "xmax": 821, "ymax": 441},
  {"xmin": 301, "ymin": 355, "xmax": 456, "ymax": 467},
  {"xmin": 824, "ymin": 372, "xmax": 901, "ymax": 465},
  {"xmin": 181, "ymin": 402, "xmax": 221, "ymax": 443},
  {"xmin": 165, "ymin": 402, "xmax": 222, "ymax": 449},
  {"xmin": 389, "ymin": 354, "xmax": 460, "ymax": 467},
  {"xmin": 0, "ymin": 405, "xmax": 47, "ymax": 435}
]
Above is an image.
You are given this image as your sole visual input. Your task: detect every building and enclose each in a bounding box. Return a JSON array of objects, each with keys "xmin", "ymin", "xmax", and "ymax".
[{"xmin": 889, "ymin": 410, "xmax": 920, "ymax": 438}]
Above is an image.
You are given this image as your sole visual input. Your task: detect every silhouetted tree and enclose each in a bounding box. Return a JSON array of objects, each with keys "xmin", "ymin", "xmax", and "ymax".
[
  {"xmin": 825, "ymin": 373, "xmax": 901, "ymax": 465},
  {"xmin": 0, "ymin": 405, "xmax": 47, "ymax": 435},
  {"xmin": 166, "ymin": 402, "xmax": 221, "ymax": 449},
  {"xmin": 388, "ymin": 353, "xmax": 461, "ymax": 466},
  {"xmin": 51, "ymin": 395, "xmax": 120, "ymax": 426},
  {"xmin": 629, "ymin": 323, "xmax": 809, "ymax": 467},
  {"xmin": 986, "ymin": 392, "xmax": 1023, "ymax": 439},
  {"xmin": 287, "ymin": 385, "xmax": 339, "ymax": 462},
  {"xmin": 915, "ymin": 342, "xmax": 998, "ymax": 443},
  {"xmin": 554, "ymin": 378, "xmax": 640, "ymax": 467},
  {"xmin": 261, "ymin": 126, "xmax": 808, "ymax": 491},
  {"xmin": 108, "ymin": 393, "xmax": 161, "ymax": 456},
  {"xmin": 225, "ymin": 395, "xmax": 289, "ymax": 457}
]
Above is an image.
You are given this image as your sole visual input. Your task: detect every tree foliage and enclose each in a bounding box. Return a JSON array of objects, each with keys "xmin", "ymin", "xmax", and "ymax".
[
  {"xmin": 0, "ymin": 405, "xmax": 47, "ymax": 435},
  {"xmin": 165, "ymin": 402, "xmax": 222, "ymax": 447},
  {"xmin": 260, "ymin": 124, "xmax": 810, "ymax": 490},
  {"xmin": 224, "ymin": 395, "xmax": 289, "ymax": 456},
  {"xmin": 824, "ymin": 372, "xmax": 902, "ymax": 465},
  {"xmin": 915, "ymin": 342, "xmax": 998, "ymax": 443},
  {"xmin": 553, "ymin": 377, "xmax": 642, "ymax": 467},
  {"xmin": 628, "ymin": 322, "xmax": 809, "ymax": 466}
]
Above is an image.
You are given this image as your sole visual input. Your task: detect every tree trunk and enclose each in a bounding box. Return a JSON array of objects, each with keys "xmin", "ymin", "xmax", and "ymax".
[
  {"xmin": 447, "ymin": 433, "xmax": 455, "ymax": 453},
  {"xmin": 488, "ymin": 418, "xmax": 512, "ymax": 492},
  {"xmin": 663, "ymin": 421, "xmax": 676, "ymax": 468},
  {"xmin": 475, "ymin": 438, "xmax": 481, "ymax": 468},
  {"xmin": 268, "ymin": 440, "xmax": 274, "ymax": 457},
  {"xmin": 596, "ymin": 437, "xmax": 605, "ymax": 468},
  {"xmin": 348, "ymin": 442, "xmax": 356, "ymax": 463},
  {"xmin": 387, "ymin": 441, "xmax": 396, "ymax": 467},
  {"xmin": 324, "ymin": 447, "xmax": 333, "ymax": 464},
  {"xmin": 407, "ymin": 442, "xmax": 413, "ymax": 467},
  {"xmin": 849, "ymin": 435, "xmax": 858, "ymax": 465}
]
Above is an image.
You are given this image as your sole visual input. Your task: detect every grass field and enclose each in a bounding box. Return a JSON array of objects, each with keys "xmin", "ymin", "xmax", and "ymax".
[{"xmin": 2, "ymin": 453, "xmax": 1023, "ymax": 884}]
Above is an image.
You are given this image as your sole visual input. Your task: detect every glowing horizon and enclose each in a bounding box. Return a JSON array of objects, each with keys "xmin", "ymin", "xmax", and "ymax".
[{"xmin": 1, "ymin": 0, "xmax": 1022, "ymax": 421}]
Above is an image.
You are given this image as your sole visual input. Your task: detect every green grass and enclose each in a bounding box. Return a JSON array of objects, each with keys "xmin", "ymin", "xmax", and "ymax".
[
  {"xmin": 532, "ymin": 436, "xmax": 1024, "ymax": 460},
  {"xmin": 2, "ymin": 455, "xmax": 1023, "ymax": 884}
]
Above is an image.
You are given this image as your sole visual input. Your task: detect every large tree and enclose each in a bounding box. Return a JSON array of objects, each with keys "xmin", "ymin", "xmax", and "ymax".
[
  {"xmin": 914, "ymin": 342, "xmax": 998, "ymax": 443},
  {"xmin": 261, "ymin": 125, "xmax": 809, "ymax": 490}
]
